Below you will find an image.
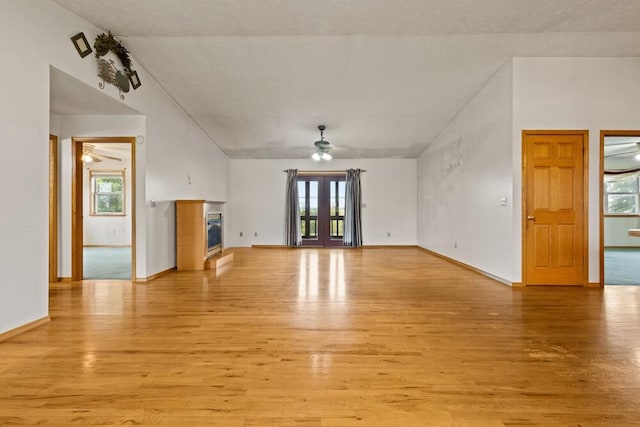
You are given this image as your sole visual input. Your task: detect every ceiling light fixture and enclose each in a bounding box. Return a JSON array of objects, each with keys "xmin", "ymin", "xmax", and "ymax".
[{"xmin": 312, "ymin": 125, "xmax": 332, "ymax": 161}]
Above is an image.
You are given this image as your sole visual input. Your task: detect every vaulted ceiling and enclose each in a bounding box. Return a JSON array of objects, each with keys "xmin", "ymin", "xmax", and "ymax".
[{"xmin": 52, "ymin": 0, "xmax": 640, "ymax": 159}]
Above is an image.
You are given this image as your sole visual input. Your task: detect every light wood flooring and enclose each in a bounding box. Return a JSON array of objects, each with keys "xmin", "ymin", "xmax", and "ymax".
[{"xmin": 2, "ymin": 247, "xmax": 640, "ymax": 426}]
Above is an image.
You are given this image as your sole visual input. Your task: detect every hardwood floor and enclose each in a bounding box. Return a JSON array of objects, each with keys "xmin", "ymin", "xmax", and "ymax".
[{"xmin": 2, "ymin": 248, "xmax": 640, "ymax": 425}]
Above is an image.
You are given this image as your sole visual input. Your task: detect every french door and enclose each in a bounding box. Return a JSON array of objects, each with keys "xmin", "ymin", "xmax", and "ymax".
[{"xmin": 298, "ymin": 175, "xmax": 345, "ymax": 247}]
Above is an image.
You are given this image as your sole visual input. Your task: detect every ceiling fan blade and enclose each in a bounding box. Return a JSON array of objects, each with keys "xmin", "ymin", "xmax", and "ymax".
[
  {"xmin": 604, "ymin": 139, "xmax": 640, "ymax": 147},
  {"xmin": 604, "ymin": 149, "xmax": 640, "ymax": 158},
  {"xmin": 96, "ymin": 153, "xmax": 122, "ymax": 162},
  {"xmin": 88, "ymin": 153, "xmax": 102, "ymax": 162}
]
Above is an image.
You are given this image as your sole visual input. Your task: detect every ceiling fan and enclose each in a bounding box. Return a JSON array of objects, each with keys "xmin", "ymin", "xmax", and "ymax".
[
  {"xmin": 312, "ymin": 125, "xmax": 332, "ymax": 161},
  {"xmin": 82, "ymin": 144, "xmax": 122, "ymax": 163}
]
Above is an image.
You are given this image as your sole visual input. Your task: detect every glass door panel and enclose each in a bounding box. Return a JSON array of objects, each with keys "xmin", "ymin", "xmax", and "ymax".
[{"xmin": 299, "ymin": 180, "xmax": 319, "ymax": 241}]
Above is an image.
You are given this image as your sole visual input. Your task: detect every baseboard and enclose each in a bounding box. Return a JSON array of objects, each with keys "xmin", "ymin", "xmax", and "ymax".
[
  {"xmin": 251, "ymin": 244, "xmax": 419, "ymax": 249},
  {"xmin": 586, "ymin": 282, "xmax": 603, "ymax": 288},
  {"xmin": 511, "ymin": 282, "xmax": 524, "ymax": 288},
  {"xmin": 136, "ymin": 267, "xmax": 176, "ymax": 282},
  {"xmin": 0, "ymin": 316, "xmax": 50, "ymax": 343},
  {"xmin": 417, "ymin": 247, "xmax": 512, "ymax": 286},
  {"xmin": 59, "ymin": 277, "xmax": 73, "ymax": 282},
  {"xmin": 362, "ymin": 245, "xmax": 419, "ymax": 249},
  {"xmin": 83, "ymin": 244, "xmax": 132, "ymax": 248}
]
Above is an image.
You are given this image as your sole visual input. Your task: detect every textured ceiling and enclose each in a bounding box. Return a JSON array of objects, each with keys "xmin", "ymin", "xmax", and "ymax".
[{"xmin": 51, "ymin": 0, "xmax": 640, "ymax": 159}]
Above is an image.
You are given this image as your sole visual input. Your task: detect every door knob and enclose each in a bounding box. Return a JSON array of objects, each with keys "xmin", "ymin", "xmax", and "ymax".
[{"xmin": 527, "ymin": 215, "xmax": 535, "ymax": 221}]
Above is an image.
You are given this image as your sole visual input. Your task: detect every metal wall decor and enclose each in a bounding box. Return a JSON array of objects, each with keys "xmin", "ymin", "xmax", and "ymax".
[
  {"xmin": 94, "ymin": 31, "xmax": 141, "ymax": 98},
  {"xmin": 98, "ymin": 58, "xmax": 130, "ymax": 100}
]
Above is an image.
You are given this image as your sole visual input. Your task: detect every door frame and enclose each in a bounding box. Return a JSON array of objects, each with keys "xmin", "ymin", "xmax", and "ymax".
[
  {"xmin": 49, "ymin": 134, "xmax": 59, "ymax": 283},
  {"xmin": 521, "ymin": 129, "xmax": 589, "ymax": 286},
  {"xmin": 298, "ymin": 172, "xmax": 346, "ymax": 247},
  {"xmin": 71, "ymin": 136, "xmax": 136, "ymax": 281},
  {"xmin": 599, "ymin": 130, "xmax": 640, "ymax": 287}
]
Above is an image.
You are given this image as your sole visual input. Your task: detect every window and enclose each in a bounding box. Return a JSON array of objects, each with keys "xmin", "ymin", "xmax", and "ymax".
[
  {"xmin": 90, "ymin": 170, "xmax": 125, "ymax": 215},
  {"xmin": 604, "ymin": 174, "xmax": 639, "ymax": 214}
]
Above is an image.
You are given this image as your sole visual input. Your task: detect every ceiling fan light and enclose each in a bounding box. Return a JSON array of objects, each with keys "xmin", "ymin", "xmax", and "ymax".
[
  {"xmin": 322, "ymin": 152, "xmax": 332, "ymax": 161},
  {"xmin": 312, "ymin": 152, "xmax": 321, "ymax": 161},
  {"xmin": 82, "ymin": 153, "xmax": 93, "ymax": 162}
]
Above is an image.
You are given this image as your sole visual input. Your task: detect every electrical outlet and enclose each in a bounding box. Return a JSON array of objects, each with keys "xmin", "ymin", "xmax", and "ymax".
[
  {"xmin": 387, "ymin": 232, "xmax": 391, "ymax": 237},
  {"xmin": 454, "ymin": 241, "xmax": 458, "ymax": 248},
  {"xmin": 239, "ymin": 231, "xmax": 243, "ymax": 237},
  {"xmin": 254, "ymin": 232, "xmax": 258, "ymax": 237}
]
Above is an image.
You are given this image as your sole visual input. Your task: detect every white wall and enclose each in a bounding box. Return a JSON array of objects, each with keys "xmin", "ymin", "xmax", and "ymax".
[
  {"xmin": 143, "ymin": 91, "xmax": 228, "ymax": 276},
  {"xmin": 83, "ymin": 155, "xmax": 132, "ymax": 246},
  {"xmin": 604, "ymin": 217, "xmax": 640, "ymax": 247},
  {"xmin": 417, "ymin": 62, "xmax": 514, "ymax": 283},
  {"xmin": 226, "ymin": 159, "xmax": 417, "ymax": 247},
  {"xmin": 0, "ymin": 0, "xmax": 228, "ymax": 334},
  {"xmin": 513, "ymin": 57, "xmax": 640, "ymax": 283}
]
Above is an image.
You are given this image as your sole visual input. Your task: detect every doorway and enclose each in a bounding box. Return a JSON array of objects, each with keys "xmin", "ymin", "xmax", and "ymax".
[
  {"xmin": 72, "ymin": 137, "xmax": 136, "ymax": 281},
  {"xmin": 600, "ymin": 130, "xmax": 640, "ymax": 286},
  {"xmin": 522, "ymin": 130, "xmax": 588, "ymax": 286},
  {"xmin": 298, "ymin": 174, "xmax": 345, "ymax": 247}
]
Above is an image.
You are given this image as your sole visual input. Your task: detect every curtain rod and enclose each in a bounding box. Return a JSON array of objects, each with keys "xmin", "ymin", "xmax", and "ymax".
[{"xmin": 282, "ymin": 169, "xmax": 367, "ymax": 174}]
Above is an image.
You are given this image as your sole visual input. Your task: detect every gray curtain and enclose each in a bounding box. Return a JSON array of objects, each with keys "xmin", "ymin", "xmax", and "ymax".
[
  {"xmin": 285, "ymin": 169, "xmax": 301, "ymax": 247},
  {"xmin": 344, "ymin": 169, "xmax": 363, "ymax": 247}
]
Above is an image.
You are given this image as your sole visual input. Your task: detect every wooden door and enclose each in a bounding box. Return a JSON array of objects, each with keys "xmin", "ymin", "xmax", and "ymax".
[{"xmin": 523, "ymin": 131, "xmax": 588, "ymax": 286}]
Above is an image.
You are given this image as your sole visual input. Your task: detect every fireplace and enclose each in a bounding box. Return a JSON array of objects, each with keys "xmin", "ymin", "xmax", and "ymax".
[{"xmin": 206, "ymin": 212, "xmax": 222, "ymax": 257}]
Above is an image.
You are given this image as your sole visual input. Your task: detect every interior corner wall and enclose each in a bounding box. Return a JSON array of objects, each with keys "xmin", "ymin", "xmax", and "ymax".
[
  {"xmin": 226, "ymin": 159, "xmax": 417, "ymax": 248},
  {"xmin": 512, "ymin": 57, "xmax": 640, "ymax": 283},
  {"xmin": 417, "ymin": 61, "xmax": 514, "ymax": 283},
  {"xmin": 0, "ymin": 0, "xmax": 229, "ymax": 334},
  {"xmin": 142, "ymin": 86, "xmax": 229, "ymax": 277}
]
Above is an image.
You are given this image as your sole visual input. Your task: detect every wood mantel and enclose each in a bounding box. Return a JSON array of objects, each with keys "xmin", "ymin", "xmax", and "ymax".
[{"xmin": 175, "ymin": 200, "xmax": 227, "ymax": 270}]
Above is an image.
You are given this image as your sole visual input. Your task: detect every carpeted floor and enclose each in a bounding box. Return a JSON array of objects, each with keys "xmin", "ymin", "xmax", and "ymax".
[
  {"xmin": 83, "ymin": 247, "xmax": 132, "ymax": 280},
  {"xmin": 605, "ymin": 248, "xmax": 640, "ymax": 286}
]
